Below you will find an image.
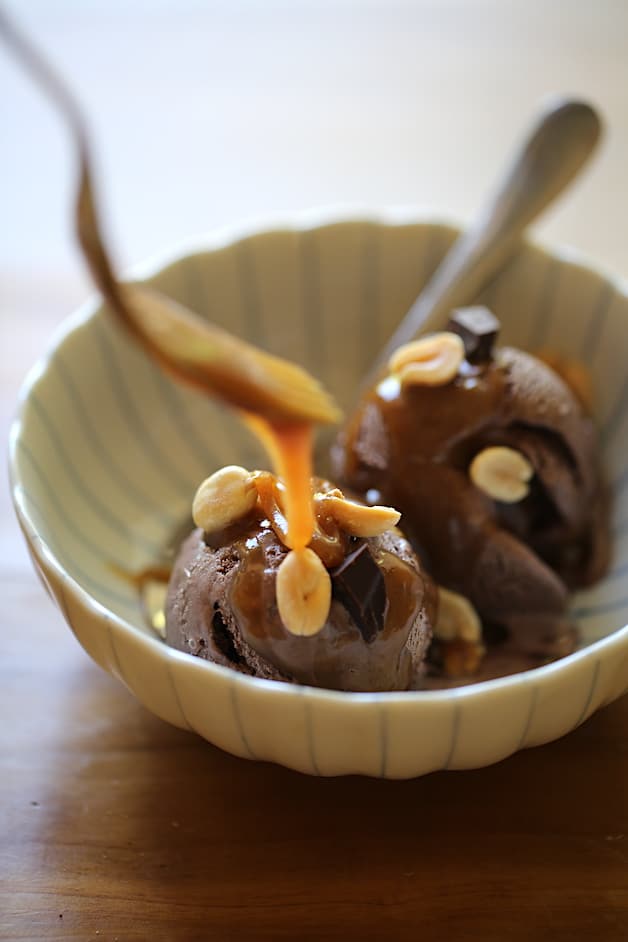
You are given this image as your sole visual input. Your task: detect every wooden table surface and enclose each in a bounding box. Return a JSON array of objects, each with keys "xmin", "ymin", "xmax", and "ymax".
[{"xmin": 2, "ymin": 3, "xmax": 628, "ymax": 939}]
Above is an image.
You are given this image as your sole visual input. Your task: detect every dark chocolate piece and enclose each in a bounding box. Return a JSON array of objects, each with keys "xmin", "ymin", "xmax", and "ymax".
[
  {"xmin": 331, "ymin": 541, "xmax": 387, "ymax": 643},
  {"xmin": 447, "ymin": 306, "xmax": 500, "ymax": 363}
]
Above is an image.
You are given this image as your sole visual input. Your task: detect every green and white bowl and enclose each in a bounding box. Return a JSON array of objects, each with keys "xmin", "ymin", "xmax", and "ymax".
[{"xmin": 10, "ymin": 212, "xmax": 628, "ymax": 778}]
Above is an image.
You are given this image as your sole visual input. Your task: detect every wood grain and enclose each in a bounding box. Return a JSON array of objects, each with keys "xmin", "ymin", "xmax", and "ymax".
[{"xmin": 3, "ymin": 575, "xmax": 628, "ymax": 941}]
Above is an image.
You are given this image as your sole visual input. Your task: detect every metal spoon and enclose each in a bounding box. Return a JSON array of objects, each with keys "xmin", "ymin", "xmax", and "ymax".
[
  {"xmin": 0, "ymin": 7, "xmax": 340, "ymax": 428},
  {"xmin": 369, "ymin": 98, "xmax": 602, "ymax": 380}
]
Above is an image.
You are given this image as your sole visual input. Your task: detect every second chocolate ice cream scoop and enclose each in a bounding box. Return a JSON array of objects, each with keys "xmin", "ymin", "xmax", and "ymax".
[{"xmin": 335, "ymin": 310, "xmax": 610, "ymax": 639}]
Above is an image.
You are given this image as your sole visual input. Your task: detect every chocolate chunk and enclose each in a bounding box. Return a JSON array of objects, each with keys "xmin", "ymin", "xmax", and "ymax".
[
  {"xmin": 447, "ymin": 306, "xmax": 500, "ymax": 363},
  {"xmin": 331, "ymin": 541, "xmax": 387, "ymax": 643}
]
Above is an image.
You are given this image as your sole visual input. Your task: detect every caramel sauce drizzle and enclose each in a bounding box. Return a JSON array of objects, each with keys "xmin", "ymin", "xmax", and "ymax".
[
  {"xmin": 245, "ymin": 417, "xmax": 316, "ymax": 551},
  {"xmin": 0, "ymin": 9, "xmax": 337, "ymax": 560}
]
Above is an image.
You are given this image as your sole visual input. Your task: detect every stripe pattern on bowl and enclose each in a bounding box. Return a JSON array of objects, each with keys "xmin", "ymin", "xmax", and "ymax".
[{"xmin": 10, "ymin": 216, "xmax": 628, "ymax": 777}]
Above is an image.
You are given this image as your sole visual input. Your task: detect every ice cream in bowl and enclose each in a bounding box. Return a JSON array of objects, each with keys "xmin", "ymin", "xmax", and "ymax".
[
  {"xmin": 6, "ymin": 12, "xmax": 628, "ymax": 777},
  {"xmin": 10, "ymin": 209, "xmax": 628, "ymax": 776}
]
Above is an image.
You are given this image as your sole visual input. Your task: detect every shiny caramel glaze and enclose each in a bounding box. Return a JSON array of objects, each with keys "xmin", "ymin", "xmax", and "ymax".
[
  {"xmin": 337, "ymin": 346, "xmax": 610, "ymax": 646},
  {"xmin": 167, "ymin": 476, "xmax": 436, "ymax": 692},
  {"xmin": 230, "ymin": 525, "xmax": 429, "ymax": 691},
  {"xmin": 245, "ymin": 419, "xmax": 316, "ymax": 551}
]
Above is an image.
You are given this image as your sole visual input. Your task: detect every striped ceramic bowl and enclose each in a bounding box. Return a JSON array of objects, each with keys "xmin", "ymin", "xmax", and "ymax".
[{"xmin": 10, "ymin": 212, "xmax": 628, "ymax": 778}]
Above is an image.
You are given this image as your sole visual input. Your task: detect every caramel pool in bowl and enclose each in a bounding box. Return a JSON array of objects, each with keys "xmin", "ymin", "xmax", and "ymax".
[{"xmin": 10, "ymin": 212, "xmax": 628, "ymax": 777}]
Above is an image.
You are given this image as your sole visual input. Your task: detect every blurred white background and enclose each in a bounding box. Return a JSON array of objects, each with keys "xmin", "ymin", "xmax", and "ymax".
[
  {"xmin": 2, "ymin": 1, "xmax": 627, "ymax": 292},
  {"xmin": 1, "ymin": 0, "xmax": 627, "ymax": 565}
]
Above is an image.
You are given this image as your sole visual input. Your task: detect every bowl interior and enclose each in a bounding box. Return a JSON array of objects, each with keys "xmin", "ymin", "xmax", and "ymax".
[{"xmin": 11, "ymin": 218, "xmax": 628, "ymax": 655}]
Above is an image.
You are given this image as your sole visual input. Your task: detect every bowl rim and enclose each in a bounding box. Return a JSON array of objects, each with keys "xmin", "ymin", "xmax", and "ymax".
[{"xmin": 9, "ymin": 207, "xmax": 628, "ymax": 706}]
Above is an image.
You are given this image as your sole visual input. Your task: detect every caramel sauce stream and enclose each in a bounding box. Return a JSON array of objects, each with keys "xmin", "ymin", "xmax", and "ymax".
[
  {"xmin": 244, "ymin": 416, "xmax": 316, "ymax": 550},
  {"xmin": 0, "ymin": 10, "xmax": 336, "ymax": 559}
]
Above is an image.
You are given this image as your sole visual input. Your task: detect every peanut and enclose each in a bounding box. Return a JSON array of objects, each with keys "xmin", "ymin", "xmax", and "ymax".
[
  {"xmin": 276, "ymin": 547, "xmax": 332, "ymax": 637},
  {"xmin": 469, "ymin": 446, "xmax": 534, "ymax": 503},
  {"xmin": 435, "ymin": 586, "xmax": 482, "ymax": 643},
  {"xmin": 318, "ymin": 494, "xmax": 400, "ymax": 537},
  {"xmin": 388, "ymin": 332, "xmax": 465, "ymax": 387},
  {"xmin": 192, "ymin": 465, "xmax": 258, "ymax": 533}
]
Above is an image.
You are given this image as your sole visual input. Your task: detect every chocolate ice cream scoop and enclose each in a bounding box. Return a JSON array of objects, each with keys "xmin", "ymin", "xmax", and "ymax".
[
  {"xmin": 335, "ymin": 309, "xmax": 610, "ymax": 643},
  {"xmin": 166, "ymin": 471, "xmax": 436, "ymax": 692}
]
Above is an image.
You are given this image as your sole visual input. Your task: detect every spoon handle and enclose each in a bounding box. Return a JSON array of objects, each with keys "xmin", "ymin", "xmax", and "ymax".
[{"xmin": 372, "ymin": 98, "xmax": 602, "ymax": 374}]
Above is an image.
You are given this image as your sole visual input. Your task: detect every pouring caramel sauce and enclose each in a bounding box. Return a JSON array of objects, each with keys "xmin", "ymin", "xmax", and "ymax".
[{"xmin": 7, "ymin": 13, "xmax": 597, "ymax": 691}]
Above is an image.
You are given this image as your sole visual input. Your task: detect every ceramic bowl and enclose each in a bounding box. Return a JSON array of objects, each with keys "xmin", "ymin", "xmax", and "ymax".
[{"xmin": 10, "ymin": 212, "xmax": 628, "ymax": 778}]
